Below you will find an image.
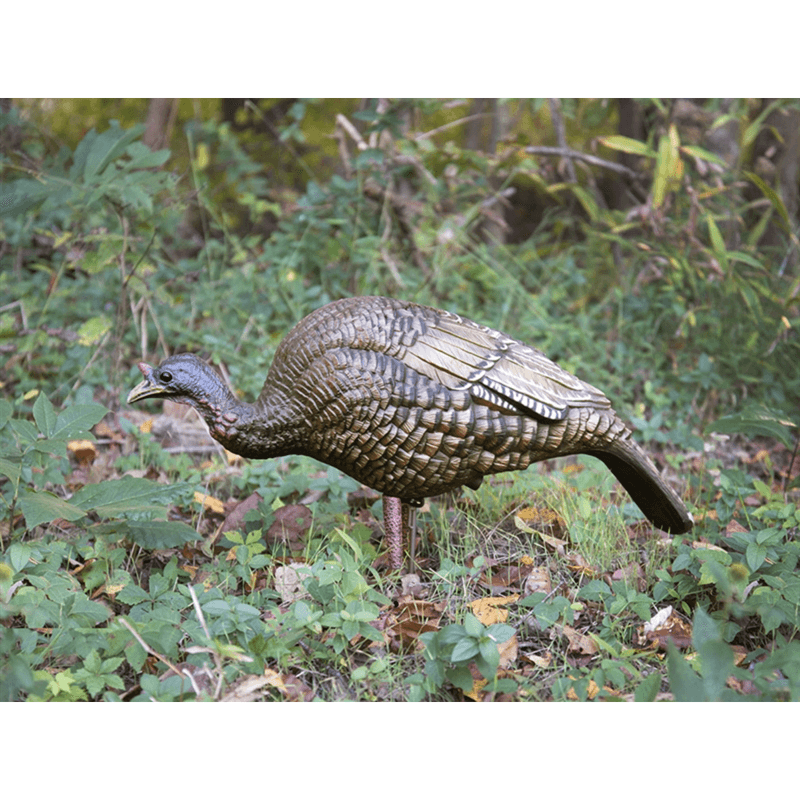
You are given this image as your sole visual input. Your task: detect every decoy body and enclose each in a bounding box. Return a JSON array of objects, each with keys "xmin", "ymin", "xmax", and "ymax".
[{"xmin": 128, "ymin": 296, "xmax": 692, "ymax": 568}]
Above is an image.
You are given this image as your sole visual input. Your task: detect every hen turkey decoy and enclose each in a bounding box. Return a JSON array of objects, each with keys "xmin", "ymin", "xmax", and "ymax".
[{"xmin": 128, "ymin": 296, "xmax": 692, "ymax": 568}]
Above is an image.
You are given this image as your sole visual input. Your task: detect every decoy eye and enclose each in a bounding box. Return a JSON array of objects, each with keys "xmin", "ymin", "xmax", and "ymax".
[{"xmin": 161, "ymin": 371, "xmax": 173, "ymax": 383}]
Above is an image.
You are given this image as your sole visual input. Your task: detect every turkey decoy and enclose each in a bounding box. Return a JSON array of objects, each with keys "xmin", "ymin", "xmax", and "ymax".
[{"xmin": 128, "ymin": 296, "xmax": 693, "ymax": 568}]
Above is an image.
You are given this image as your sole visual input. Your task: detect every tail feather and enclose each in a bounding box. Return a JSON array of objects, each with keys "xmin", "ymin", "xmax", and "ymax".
[{"xmin": 590, "ymin": 437, "xmax": 693, "ymax": 534}]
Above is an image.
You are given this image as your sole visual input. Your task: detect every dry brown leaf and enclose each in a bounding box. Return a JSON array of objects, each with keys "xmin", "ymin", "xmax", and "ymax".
[
  {"xmin": 267, "ymin": 504, "xmax": 313, "ymax": 551},
  {"xmin": 691, "ymin": 539, "xmax": 728, "ymax": 553},
  {"xmin": 523, "ymin": 652, "xmax": 553, "ymax": 669},
  {"xmin": 274, "ymin": 563, "xmax": 311, "ymax": 603},
  {"xmin": 556, "ymin": 623, "xmax": 599, "ymax": 655},
  {"xmin": 724, "ymin": 519, "xmax": 748, "ymax": 535},
  {"xmin": 383, "ymin": 600, "xmax": 445, "ymax": 651},
  {"xmin": 515, "ymin": 515, "xmax": 568, "ymax": 553},
  {"xmin": 566, "ymin": 678, "xmax": 601, "ymax": 700},
  {"xmin": 399, "ymin": 572, "xmax": 427, "ymax": 598},
  {"xmin": 612, "ymin": 562, "xmax": 646, "ymax": 591},
  {"xmin": 565, "ymin": 677, "xmax": 620, "ymax": 700},
  {"xmin": 222, "ymin": 674, "xmax": 275, "ymax": 702},
  {"xmin": 220, "ymin": 491, "xmax": 264, "ymax": 533},
  {"xmin": 194, "ymin": 491, "xmax": 225, "ymax": 515},
  {"xmin": 639, "ymin": 605, "xmax": 693, "ymax": 650},
  {"xmin": 68, "ymin": 439, "xmax": 96, "ymax": 465},
  {"xmin": 499, "ymin": 635, "xmax": 518, "ymax": 669},
  {"xmin": 470, "ymin": 595, "xmax": 518, "ymax": 626}
]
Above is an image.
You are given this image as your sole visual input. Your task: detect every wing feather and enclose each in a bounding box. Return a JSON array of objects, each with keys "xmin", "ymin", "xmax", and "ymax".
[{"xmin": 399, "ymin": 307, "xmax": 610, "ymax": 420}]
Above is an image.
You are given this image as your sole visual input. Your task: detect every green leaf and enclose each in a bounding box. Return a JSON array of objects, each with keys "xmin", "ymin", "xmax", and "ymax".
[
  {"xmin": 77, "ymin": 316, "xmax": 112, "ymax": 347},
  {"xmin": 706, "ymin": 216, "xmax": 728, "ymax": 272},
  {"xmin": 32, "ymin": 392, "xmax": 57, "ymax": 437},
  {"xmin": 680, "ymin": 144, "xmax": 728, "ymax": 168},
  {"xmin": 634, "ymin": 673, "xmax": 661, "ymax": 702},
  {"xmin": 71, "ymin": 476, "xmax": 189, "ymax": 519},
  {"xmin": 19, "ymin": 490, "xmax": 86, "ymax": 529},
  {"xmin": 124, "ymin": 520, "xmax": 199, "ymax": 550},
  {"xmin": 708, "ymin": 409, "xmax": 796, "ymax": 449},
  {"xmin": 666, "ymin": 645, "xmax": 704, "ymax": 701},
  {"xmin": 463, "ymin": 613, "xmax": 484, "ymax": 638},
  {"xmin": 0, "ymin": 398, "xmax": 12, "ymax": 429},
  {"xmin": 8, "ymin": 542, "xmax": 32, "ymax": 573},
  {"xmin": 53, "ymin": 403, "xmax": 108, "ymax": 439},
  {"xmin": 82, "ymin": 122, "xmax": 144, "ymax": 181},
  {"xmin": 745, "ymin": 170, "xmax": 790, "ymax": 228},
  {"xmin": 692, "ymin": 608, "xmax": 733, "ymax": 701},
  {"xmin": 451, "ymin": 638, "xmax": 480, "ymax": 663},
  {"xmin": 598, "ymin": 135, "xmax": 656, "ymax": 158},
  {"xmin": 116, "ymin": 584, "xmax": 152, "ymax": 605},
  {"xmin": 0, "ymin": 456, "xmax": 21, "ymax": 486},
  {"xmin": 478, "ymin": 638, "xmax": 500, "ymax": 668},
  {"xmin": 487, "ymin": 623, "xmax": 516, "ymax": 643},
  {"xmin": 746, "ymin": 542, "xmax": 767, "ymax": 571},
  {"xmin": 447, "ymin": 665, "xmax": 475, "ymax": 693}
]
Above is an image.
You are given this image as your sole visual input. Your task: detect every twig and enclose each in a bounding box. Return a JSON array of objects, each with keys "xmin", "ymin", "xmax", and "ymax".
[
  {"xmin": 414, "ymin": 112, "xmax": 495, "ymax": 142},
  {"xmin": 187, "ymin": 584, "xmax": 225, "ymax": 699},
  {"xmin": 783, "ymin": 435, "xmax": 800, "ymax": 495},
  {"xmin": 119, "ymin": 617, "xmax": 184, "ymax": 677},
  {"xmin": 548, "ymin": 99, "xmax": 577, "ymax": 183},
  {"xmin": 525, "ymin": 145, "xmax": 640, "ymax": 179}
]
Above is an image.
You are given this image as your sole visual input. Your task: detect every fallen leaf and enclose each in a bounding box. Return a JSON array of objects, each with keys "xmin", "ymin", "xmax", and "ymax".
[
  {"xmin": 68, "ymin": 439, "xmax": 96, "ymax": 465},
  {"xmin": 383, "ymin": 600, "xmax": 445, "ymax": 651},
  {"xmin": 638, "ymin": 606, "xmax": 693, "ymax": 650},
  {"xmin": 194, "ymin": 491, "xmax": 225, "ymax": 515},
  {"xmin": 470, "ymin": 595, "xmax": 518, "ymax": 626},
  {"xmin": 221, "ymin": 491, "xmax": 264, "ymax": 533},
  {"xmin": 267, "ymin": 504, "xmax": 312, "ymax": 551},
  {"xmin": 523, "ymin": 652, "xmax": 552, "ymax": 669},
  {"xmin": 274, "ymin": 563, "xmax": 311, "ymax": 603},
  {"xmin": 556, "ymin": 623, "xmax": 598, "ymax": 655}
]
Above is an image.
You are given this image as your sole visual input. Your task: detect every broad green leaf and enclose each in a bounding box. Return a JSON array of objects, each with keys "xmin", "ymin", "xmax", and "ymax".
[
  {"xmin": 451, "ymin": 638, "xmax": 480, "ymax": 662},
  {"xmin": 77, "ymin": 316, "xmax": 112, "ymax": 346},
  {"xmin": 634, "ymin": 673, "xmax": 661, "ymax": 702},
  {"xmin": 0, "ymin": 180, "xmax": 53, "ymax": 217},
  {"xmin": 666, "ymin": 644, "xmax": 704, "ymax": 701},
  {"xmin": 746, "ymin": 542, "xmax": 767, "ymax": 571},
  {"xmin": 0, "ymin": 456, "xmax": 21, "ymax": 486},
  {"xmin": 693, "ymin": 608, "xmax": 733, "ymax": 701},
  {"xmin": 33, "ymin": 392, "xmax": 57, "ymax": 437},
  {"xmin": 19, "ymin": 490, "xmax": 86, "ymax": 529},
  {"xmin": 33, "ymin": 440, "xmax": 68, "ymax": 457},
  {"xmin": 68, "ymin": 593, "xmax": 111, "ymax": 625},
  {"xmin": 487, "ymin": 623, "xmax": 516, "ymax": 643},
  {"xmin": 463, "ymin": 613, "xmax": 484, "ymax": 638},
  {"xmin": 0, "ymin": 399, "xmax": 12, "ymax": 429},
  {"xmin": 447, "ymin": 665, "xmax": 475, "ymax": 693},
  {"xmin": 54, "ymin": 403, "xmax": 108, "ymax": 438},
  {"xmin": 708, "ymin": 409, "xmax": 796, "ymax": 449},
  {"xmin": 123, "ymin": 142, "xmax": 171, "ymax": 170},
  {"xmin": 124, "ymin": 520, "xmax": 199, "ymax": 550},
  {"xmin": 115, "ymin": 584, "xmax": 152, "ymax": 606},
  {"xmin": 82, "ymin": 122, "xmax": 144, "ymax": 180},
  {"xmin": 71, "ymin": 476, "xmax": 189, "ymax": 518},
  {"xmin": 8, "ymin": 543, "xmax": 32, "ymax": 574}
]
